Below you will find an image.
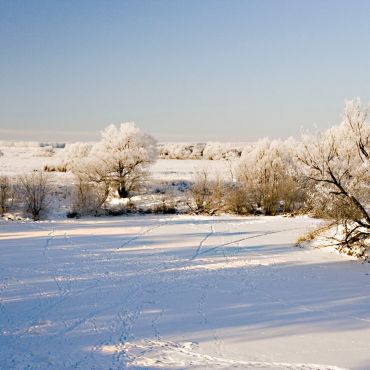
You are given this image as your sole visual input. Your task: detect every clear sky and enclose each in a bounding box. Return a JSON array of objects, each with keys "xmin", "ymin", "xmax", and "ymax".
[{"xmin": 1, "ymin": 0, "xmax": 370, "ymax": 142}]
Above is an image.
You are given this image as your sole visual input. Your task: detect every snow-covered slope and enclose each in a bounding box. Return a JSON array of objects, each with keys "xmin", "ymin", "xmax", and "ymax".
[{"xmin": 1, "ymin": 215, "xmax": 370, "ymax": 369}]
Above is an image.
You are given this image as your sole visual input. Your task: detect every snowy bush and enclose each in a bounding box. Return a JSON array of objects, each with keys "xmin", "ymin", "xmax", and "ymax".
[
  {"xmin": 203, "ymin": 142, "xmax": 243, "ymax": 160},
  {"xmin": 45, "ymin": 142, "xmax": 93, "ymax": 172},
  {"xmin": 158, "ymin": 142, "xmax": 250, "ymax": 160},
  {"xmin": 158, "ymin": 143, "xmax": 206, "ymax": 159},
  {"xmin": 237, "ymin": 138, "xmax": 305, "ymax": 215},
  {"xmin": 34, "ymin": 146, "xmax": 55, "ymax": 157}
]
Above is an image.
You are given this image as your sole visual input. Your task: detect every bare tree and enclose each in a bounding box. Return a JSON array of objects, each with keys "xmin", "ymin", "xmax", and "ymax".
[
  {"xmin": 0, "ymin": 176, "xmax": 11, "ymax": 215},
  {"xmin": 17, "ymin": 172, "xmax": 51, "ymax": 220}
]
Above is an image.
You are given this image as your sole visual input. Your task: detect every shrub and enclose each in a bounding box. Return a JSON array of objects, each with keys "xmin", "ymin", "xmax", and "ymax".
[
  {"xmin": 0, "ymin": 176, "xmax": 12, "ymax": 215},
  {"xmin": 186, "ymin": 170, "xmax": 225, "ymax": 214},
  {"xmin": 152, "ymin": 193, "xmax": 177, "ymax": 214},
  {"xmin": 70, "ymin": 175, "xmax": 109, "ymax": 216},
  {"xmin": 17, "ymin": 172, "xmax": 51, "ymax": 220},
  {"xmin": 237, "ymin": 138, "xmax": 304, "ymax": 215},
  {"xmin": 34, "ymin": 146, "xmax": 55, "ymax": 157},
  {"xmin": 224, "ymin": 184, "xmax": 253, "ymax": 215}
]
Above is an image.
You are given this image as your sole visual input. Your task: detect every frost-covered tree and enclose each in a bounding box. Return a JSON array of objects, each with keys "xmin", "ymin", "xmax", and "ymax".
[
  {"xmin": 62, "ymin": 142, "xmax": 93, "ymax": 170},
  {"xmin": 300, "ymin": 99, "xmax": 370, "ymax": 249},
  {"xmin": 44, "ymin": 142, "xmax": 93, "ymax": 172},
  {"xmin": 74, "ymin": 123, "xmax": 157, "ymax": 198},
  {"xmin": 48, "ymin": 142, "xmax": 93, "ymax": 172},
  {"xmin": 237, "ymin": 138, "xmax": 304, "ymax": 215},
  {"xmin": 158, "ymin": 142, "xmax": 247, "ymax": 160}
]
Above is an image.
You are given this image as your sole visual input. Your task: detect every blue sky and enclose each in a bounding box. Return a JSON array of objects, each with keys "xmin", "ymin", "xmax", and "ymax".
[{"xmin": 1, "ymin": 0, "xmax": 370, "ymax": 141}]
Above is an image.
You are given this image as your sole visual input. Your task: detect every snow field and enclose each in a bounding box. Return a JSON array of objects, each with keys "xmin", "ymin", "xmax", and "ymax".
[
  {"xmin": 1, "ymin": 215, "xmax": 370, "ymax": 369},
  {"xmin": 0, "ymin": 145, "xmax": 231, "ymax": 182}
]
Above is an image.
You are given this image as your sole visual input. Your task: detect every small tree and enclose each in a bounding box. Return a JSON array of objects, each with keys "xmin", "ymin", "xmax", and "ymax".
[
  {"xmin": 73, "ymin": 123, "xmax": 157, "ymax": 198},
  {"xmin": 17, "ymin": 172, "xmax": 51, "ymax": 220},
  {"xmin": 62, "ymin": 142, "xmax": 93, "ymax": 171}
]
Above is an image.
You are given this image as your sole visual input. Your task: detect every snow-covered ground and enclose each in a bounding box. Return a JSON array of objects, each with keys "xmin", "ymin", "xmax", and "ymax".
[
  {"xmin": 151, "ymin": 159, "xmax": 232, "ymax": 181},
  {"xmin": 1, "ymin": 215, "xmax": 370, "ymax": 369},
  {"xmin": 0, "ymin": 146, "xmax": 63, "ymax": 176},
  {"xmin": 1, "ymin": 144, "xmax": 370, "ymax": 369},
  {"xmin": 0, "ymin": 145, "xmax": 231, "ymax": 182}
]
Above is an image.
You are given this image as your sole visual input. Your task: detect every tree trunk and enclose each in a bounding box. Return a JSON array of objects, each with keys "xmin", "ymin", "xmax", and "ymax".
[{"xmin": 118, "ymin": 184, "xmax": 129, "ymax": 198}]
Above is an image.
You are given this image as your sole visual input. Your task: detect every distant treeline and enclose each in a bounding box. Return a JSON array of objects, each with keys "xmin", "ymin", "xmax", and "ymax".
[
  {"xmin": 0, "ymin": 140, "xmax": 251, "ymax": 160},
  {"xmin": 0, "ymin": 141, "xmax": 66, "ymax": 148},
  {"xmin": 158, "ymin": 142, "xmax": 252, "ymax": 160}
]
